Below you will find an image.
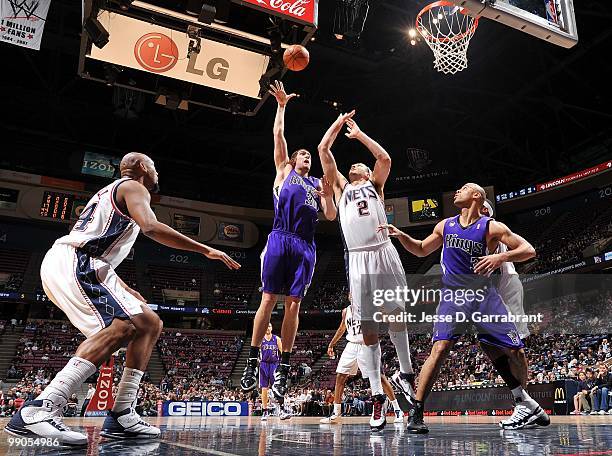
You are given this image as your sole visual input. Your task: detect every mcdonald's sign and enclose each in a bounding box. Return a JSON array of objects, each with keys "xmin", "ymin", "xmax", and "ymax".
[{"xmin": 554, "ymin": 387, "xmax": 566, "ymax": 402}]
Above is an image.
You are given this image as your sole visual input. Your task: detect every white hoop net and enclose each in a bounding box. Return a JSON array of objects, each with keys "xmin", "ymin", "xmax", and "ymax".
[{"xmin": 416, "ymin": 2, "xmax": 479, "ymax": 75}]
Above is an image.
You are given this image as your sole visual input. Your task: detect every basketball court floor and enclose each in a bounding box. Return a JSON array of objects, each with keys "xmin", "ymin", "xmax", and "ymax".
[{"xmin": 1, "ymin": 416, "xmax": 611, "ymax": 455}]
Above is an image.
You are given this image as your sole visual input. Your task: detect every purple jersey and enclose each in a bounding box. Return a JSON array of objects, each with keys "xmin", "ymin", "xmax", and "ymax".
[
  {"xmin": 440, "ymin": 215, "xmax": 491, "ymax": 287},
  {"xmin": 261, "ymin": 335, "xmax": 279, "ymax": 364},
  {"xmin": 272, "ymin": 169, "xmax": 320, "ymax": 243}
]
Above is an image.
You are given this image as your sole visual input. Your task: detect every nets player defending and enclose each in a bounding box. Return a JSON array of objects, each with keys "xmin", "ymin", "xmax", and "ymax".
[
  {"xmin": 379, "ymin": 183, "xmax": 549, "ymax": 433},
  {"xmin": 320, "ymin": 304, "xmax": 405, "ymax": 424},
  {"xmin": 318, "ymin": 112, "xmax": 416, "ymax": 432},
  {"xmin": 5, "ymin": 153, "xmax": 239, "ymax": 445},
  {"xmin": 241, "ymin": 81, "xmax": 337, "ymax": 408},
  {"xmin": 260, "ymin": 323, "xmax": 282, "ymax": 421}
]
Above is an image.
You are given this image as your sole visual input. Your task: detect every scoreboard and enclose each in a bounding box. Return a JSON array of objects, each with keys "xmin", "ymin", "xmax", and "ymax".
[{"xmin": 39, "ymin": 191, "xmax": 75, "ymax": 221}]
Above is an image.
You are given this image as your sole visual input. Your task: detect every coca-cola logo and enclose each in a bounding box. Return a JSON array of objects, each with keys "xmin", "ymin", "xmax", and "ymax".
[{"xmin": 251, "ymin": 0, "xmax": 313, "ymax": 20}]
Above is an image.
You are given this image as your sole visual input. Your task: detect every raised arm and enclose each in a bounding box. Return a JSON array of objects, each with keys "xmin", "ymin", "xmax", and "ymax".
[
  {"xmin": 377, "ymin": 220, "xmax": 445, "ymax": 257},
  {"xmin": 345, "ymin": 118, "xmax": 391, "ymax": 194},
  {"xmin": 316, "ymin": 175, "xmax": 337, "ymax": 221},
  {"xmin": 327, "ymin": 308, "xmax": 348, "ymax": 358},
  {"xmin": 474, "ymin": 221, "xmax": 536, "ymax": 274},
  {"xmin": 317, "ymin": 111, "xmax": 354, "ymax": 190},
  {"xmin": 118, "ymin": 181, "xmax": 240, "ymax": 270},
  {"xmin": 269, "ymin": 81, "xmax": 297, "ymax": 172}
]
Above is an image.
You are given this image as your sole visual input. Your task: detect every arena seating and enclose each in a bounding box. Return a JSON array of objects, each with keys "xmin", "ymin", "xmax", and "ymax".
[
  {"xmin": 146, "ymin": 264, "xmax": 204, "ymax": 303},
  {"xmin": 0, "ymin": 248, "xmax": 30, "ymax": 292}
]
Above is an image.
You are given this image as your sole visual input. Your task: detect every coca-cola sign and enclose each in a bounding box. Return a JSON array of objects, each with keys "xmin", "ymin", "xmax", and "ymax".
[{"xmin": 241, "ymin": 0, "xmax": 317, "ymax": 26}]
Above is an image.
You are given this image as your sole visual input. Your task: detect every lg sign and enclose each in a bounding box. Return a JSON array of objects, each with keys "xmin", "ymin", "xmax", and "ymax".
[{"xmin": 134, "ymin": 33, "xmax": 230, "ymax": 81}]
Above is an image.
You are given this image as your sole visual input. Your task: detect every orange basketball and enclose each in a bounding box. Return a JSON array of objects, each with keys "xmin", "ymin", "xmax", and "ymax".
[{"xmin": 283, "ymin": 45, "xmax": 310, "ymax": 72}]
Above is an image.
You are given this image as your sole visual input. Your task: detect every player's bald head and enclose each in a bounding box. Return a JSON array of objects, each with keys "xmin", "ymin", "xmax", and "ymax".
[
  {"xmin": 120, "ymin": 152, "xmax": 159, "ymax": 192},
  {"xmin": 464, "ymin": 183, "xmax": 487, "ymax": 206},
  {"xmin": 120, "ymin": 152, "xmax": 153, "ymax": 174}
]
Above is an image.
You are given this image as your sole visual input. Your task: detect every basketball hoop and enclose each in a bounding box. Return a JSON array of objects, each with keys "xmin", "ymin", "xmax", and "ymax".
[{"xmin": 416, "ymin": 1, "xmax": 479, "ymax": 75}]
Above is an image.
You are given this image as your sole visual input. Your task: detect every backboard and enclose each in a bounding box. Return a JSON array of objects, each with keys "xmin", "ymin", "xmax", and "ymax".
[{"xmin": 452, "ymin": 0, "xmax": 577, "ymax": 48}]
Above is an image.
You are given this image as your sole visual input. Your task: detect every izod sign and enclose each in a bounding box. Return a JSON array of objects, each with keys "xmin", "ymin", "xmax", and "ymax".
[
  {"xmin": 241, "ymin": 0, "xmax": 318, "ymax": 26},
  {"xmin": 88, "ymin": 10, "xmax": 270, "ymax": 98}
]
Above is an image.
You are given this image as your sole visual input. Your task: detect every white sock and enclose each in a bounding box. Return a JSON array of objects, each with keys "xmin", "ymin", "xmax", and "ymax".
[
  {"xmin": 388, "ymin": 329, "xmax": 414, "ymax": 374},
  {"xmin": 112, "ymin": 367, "xmax": 144, "ymax": 412},
  {"xmin": 363, "ymin": 342, "xmax": 383, "ymax": 396},
  {"xmin": 334, "ymin": 403, "xmax": 341, "ymax": 416},
  {"xmin": 391, "ymin": 399, "xmax": 400, "ymax": 412},
  {"xmin": 37, "ymin": 357, "xmax": 97, "ymax": 408},
  {"xmin": 511, "ymin": 386, "xmax": 535, "ymax": 404}
]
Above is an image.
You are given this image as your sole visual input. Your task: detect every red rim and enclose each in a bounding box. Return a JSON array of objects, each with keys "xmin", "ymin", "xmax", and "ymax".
[{"xmin": 415, "ymin": 1, "xmax": 479, "ymax": 43}]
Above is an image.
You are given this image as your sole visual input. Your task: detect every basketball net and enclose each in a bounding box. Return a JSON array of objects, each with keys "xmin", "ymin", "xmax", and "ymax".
[{"xmin": 416, "ymin": 1, "xmax": 479, "ymax": 75}]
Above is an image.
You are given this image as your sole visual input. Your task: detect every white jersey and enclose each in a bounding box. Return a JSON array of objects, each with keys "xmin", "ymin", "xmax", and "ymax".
[
  {"xmin": 338, "ymin": 180, "xmax": 389, "ymax": 251},
  {"xmin": 344, "ymin": 305, "xmax": 363, "ymax": 344},
  {"xmin": 54, "ymin": 178, "xmax": 140, "ymax": 269},
  {"xmin": 496, "ymin": 242, "xmax": 517, "ymax": 276}
]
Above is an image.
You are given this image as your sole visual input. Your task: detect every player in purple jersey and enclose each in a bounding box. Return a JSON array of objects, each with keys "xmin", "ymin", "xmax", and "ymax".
[
  {"xmin": 241, "ymin": 81, "xmax": 337, "ymax": 403},
  {"xmin": 260, "ymin": 324, "xmax": 282, "ymax": 421},
  {"xmin": 379, "ymin": 183, "xmax": 549, "ymax": 433}
]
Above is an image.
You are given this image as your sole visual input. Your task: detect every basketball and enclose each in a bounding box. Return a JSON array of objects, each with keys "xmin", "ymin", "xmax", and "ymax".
[{"xmin": 283, "ymin": 45, "xmax": 310, "ymax": 71}]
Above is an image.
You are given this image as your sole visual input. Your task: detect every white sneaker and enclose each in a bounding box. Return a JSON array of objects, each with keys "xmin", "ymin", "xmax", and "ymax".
[
  {"xmin": 390, "ymin": 371, "xmax": 416, "ymax": 405},
  {"xmin": 4, "ymin": 399, "xmax": 88, "ymax": 446},
  {"xmin": 590, "ymin": 410, "xmax": 599, "ymax": 415},
  {"xmin": 393, "ymin": 409, "xmax": 404, "ymax": 424},
  {"xmin": 598, "ymin": 410, "xmax": 606, "ymax": 415},
  {"xmin": 499, "ymin": 399, "xmax": 550, "ymax": 430},
  {"xmin": 279, "ymin": 407, "xmax": 292, "ymax": 421},
  {"xmin": 101, "ymin": 408, "xmax": 161, "ymax": 439},
  {"xmin": 261, "ymin": 410, "xmax": 268, "ymax": 421},
  {"xmin": 370, "ymin": 394, "xmax": 387, "ymax": 432},
  {"xmin": 320, "ymin": 414, "xmax": 341, "ymax": 424}
]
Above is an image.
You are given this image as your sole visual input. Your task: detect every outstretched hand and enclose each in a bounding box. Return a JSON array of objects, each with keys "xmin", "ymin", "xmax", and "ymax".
[
  {"xmin": 204, "ymin": 248, "xmax": 241, "ymax": 270},
  {"xmin": 377, "ymin": 224, "xmax": 403, "ymax": 237},
  {"xmin": 332, "ymin": 110, "xmax": 355, "ymax": 131},
  {"xmin": 345, "ymin": 118, "xmax": 362, "ymax": 139},
  {"xmin": 269, "ymin": 80, "xmax": 297, "ymax": 107}
]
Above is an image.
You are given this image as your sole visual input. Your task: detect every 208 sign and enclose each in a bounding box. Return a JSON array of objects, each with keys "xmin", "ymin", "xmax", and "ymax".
[{"xmin": 242, "ymin": 0, "xmax": 317, "ymax": 26}]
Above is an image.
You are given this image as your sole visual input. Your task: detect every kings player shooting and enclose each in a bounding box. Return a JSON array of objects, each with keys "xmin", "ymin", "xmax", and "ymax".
[
  {"xmin": 240, "ymin": 81, "xmax": 336, "ymax": 409},
  {"xmin": 379, "ymin": 183, "xmax": 549, "ymax": 434}
]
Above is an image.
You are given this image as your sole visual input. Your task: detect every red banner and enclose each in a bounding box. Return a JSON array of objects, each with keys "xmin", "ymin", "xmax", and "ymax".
[
  {"xmin": 536, "ymin": 160, "xmax": 612, "ymax": 192},
  {"xmin": 240, "ymin": 0, "xmax": 317, "ymax": 26},
  {"xmin": 85, "ymin": 357, "xmax": 115, "ymax": 417}
]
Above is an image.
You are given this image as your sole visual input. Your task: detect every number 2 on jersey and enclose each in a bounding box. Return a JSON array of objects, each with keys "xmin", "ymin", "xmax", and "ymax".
[
  {"xmin": 357, "ymin": 200, "xmax": 370, "ymax": 217},
  {"xmin": 73, "ymin": 203, "xmax": 98, "ymax": 232}
]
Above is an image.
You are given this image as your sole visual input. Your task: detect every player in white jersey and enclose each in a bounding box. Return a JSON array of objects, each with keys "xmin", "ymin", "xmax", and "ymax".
[
  {"xmin": 318, "ymin": 112, "xmax": 415, "ymax": 432},
  {"xmin": 320, "ymin": 305, "xmax": 406, "ymax": 424},
  {"xmin": 481, "ymin": 200, "xmax": 529, "ymax": 340},
  {"xmin": 5, "ymin": 153, "xmax": 239, "ymax": 446}
]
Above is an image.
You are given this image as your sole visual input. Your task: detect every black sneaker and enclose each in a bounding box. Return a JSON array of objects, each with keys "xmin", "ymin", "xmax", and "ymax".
[
  {"xmin": 406, "ymin": 401, "xmax": 429, "ymax": 434},
  {"xmin": 271, "ymin": 363, "xmax": 290, "ymax": 401},
  {"xmin": 240, "ymin": 358, "xmax": 259, "ymax": 391},
  {"xmin": 370, "ymin": 394, "xmax": 387, "ymax": 433}
]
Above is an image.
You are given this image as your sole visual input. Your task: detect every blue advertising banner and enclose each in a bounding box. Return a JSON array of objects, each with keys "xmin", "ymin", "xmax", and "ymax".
[{"xmin": 162, "ymin": 401, "xmax": 249, "ymax": 417}]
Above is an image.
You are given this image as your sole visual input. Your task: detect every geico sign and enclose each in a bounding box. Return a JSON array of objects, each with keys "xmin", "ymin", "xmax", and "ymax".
[{"xmin": 167, "ymin": 402, "xmax": 243, "ymax": 416}]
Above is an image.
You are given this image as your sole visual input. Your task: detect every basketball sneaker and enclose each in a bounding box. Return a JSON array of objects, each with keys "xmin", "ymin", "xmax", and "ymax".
[
  {"xmin": 279, "ymin": 406, "xmax": 292, "ymax": 421},
  {"xmin": 370, "ymin": 394, "xmax": 388, "ymax": 433},
  {"xmin": 261, "ymin": 409, "xmax": 269, "ymax": 421},
  {"xmin": 319, "ymin": 413, "xmax": 341, "ymax": 424},
  {"xmin": 100, "ymin": 408, "xmax": 161, "ymax": 439},
  {"xmin": 391, "ymin": 371, "xmax": 416, "ymax": 405},
  {"xmin": 271, "ymin": 363, "xmax": 290, "ymax": 401},
  {"xmin": 406, "ymin": 401, "xmax": 429, "ymax": 434},
  {"xmin": 240, "ymin": 358, "xmax": 259, "ymax": 392},
  {"xmin": 499, "ymin": 398, "xmax": 550, "ymax": 430},
  {"xmin": 4, "ymin": 399, "xmax": 88, "ymax": 446}
]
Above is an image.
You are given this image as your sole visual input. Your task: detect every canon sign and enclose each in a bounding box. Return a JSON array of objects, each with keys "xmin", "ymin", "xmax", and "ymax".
[{"xmin": 163, "ymin": 401, "xmax": 249, "ymax": 416}]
